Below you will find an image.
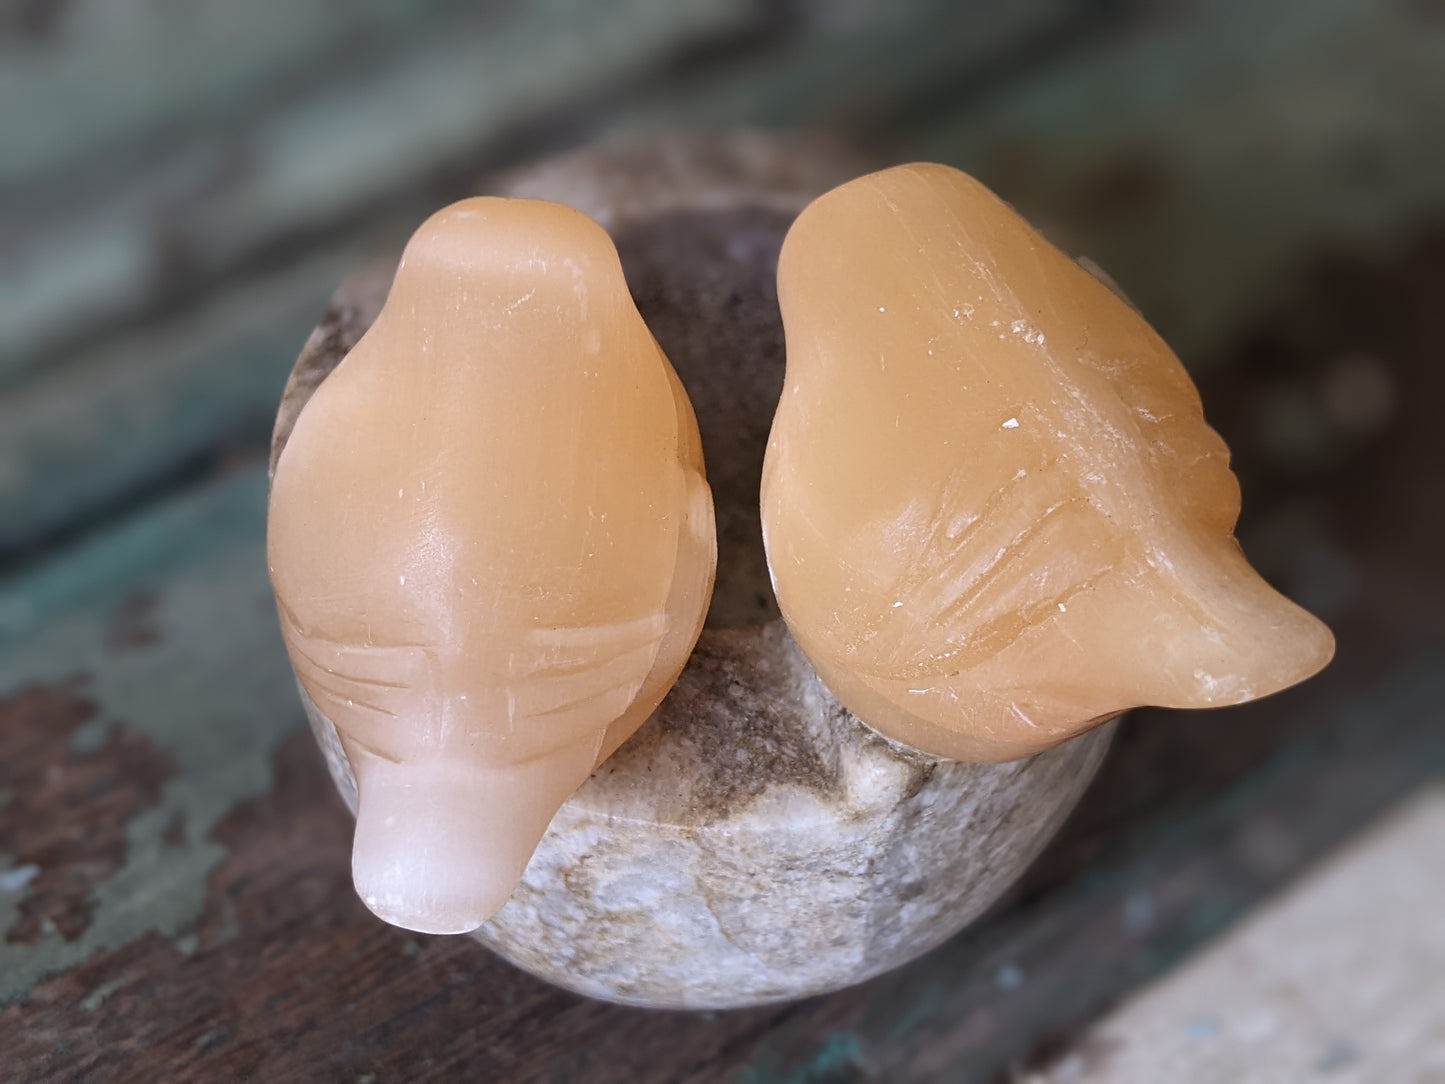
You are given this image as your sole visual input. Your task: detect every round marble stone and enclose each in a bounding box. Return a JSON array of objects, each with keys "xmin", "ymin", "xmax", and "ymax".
[{"xmin": 274, "ymin": 132, "xmax": 1115, "ymax": 1010}]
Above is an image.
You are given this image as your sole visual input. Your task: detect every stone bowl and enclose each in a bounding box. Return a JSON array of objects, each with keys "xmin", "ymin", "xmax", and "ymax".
[{"xmin": 272, "ymin": 132, "xmax": 1114, "ymax": 1011}]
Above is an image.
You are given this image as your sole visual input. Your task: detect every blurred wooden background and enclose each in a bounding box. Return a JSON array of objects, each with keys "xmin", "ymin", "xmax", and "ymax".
[{"xmin": 1, "ymin": 1, "xmax": 1442, "ymax": 1080}]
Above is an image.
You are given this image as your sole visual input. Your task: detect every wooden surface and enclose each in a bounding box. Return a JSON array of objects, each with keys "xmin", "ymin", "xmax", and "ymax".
[
  {"xmin": 1025, "ymin": 785, "xmax": 1445, "ymax": 1082},
  {"xmin": 1, "ymin": 1, "xmax": 1443, "ymax": 1080}
]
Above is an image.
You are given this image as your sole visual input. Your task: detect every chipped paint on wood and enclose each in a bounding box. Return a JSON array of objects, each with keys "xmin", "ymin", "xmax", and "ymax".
[
  {"xmin": 0, "ymin": 0, "xmax": 1443, "ymax": 1073},
  {"xmin": 0, "ymin": 470, "xmax": 302, "ymax": 1003}
]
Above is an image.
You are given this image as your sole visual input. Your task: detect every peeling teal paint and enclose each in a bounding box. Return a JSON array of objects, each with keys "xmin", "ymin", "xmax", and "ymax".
[
  {"xmin": 80, "ymin": 975, "xmax": 129, "ymax": 1012},
  {"xmin": 736, "ymin": 1032, "xmax": 868, "ymax": 1084},
  {"xmin": 798, "ymin": 1033, "xmax": 867, "ymax": 1079},
  {"xmin": 0, "ymin": 469, "xmax": 305, "ymax": 1003}
]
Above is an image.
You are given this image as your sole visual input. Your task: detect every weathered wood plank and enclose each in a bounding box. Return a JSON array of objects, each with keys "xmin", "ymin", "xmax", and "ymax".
[
  {"xmin": 0, "ymin": 240, "xmax": 379, "ymax": 561},
  {"xmin": 0, "ymin": 213, "xmax": 1441, "ymax": 1083},
  {"xmin": 0, "ymin": 464, "xmax": 270, "ymax": 650},
  {"xmin": 0, "ymin": 0, "xmax": 763, "ymax": 379},
  {"xmin": 0, "ymin": 0, "xmax": 1107, "ymax": 384},
  {"xmin": 610, "ymin": 0, "xmax": 1088, "ymax": 134},
  {"xmin": 0, "ymin": 466, "xmax": 1437, "ymax": 1081},
  {"xmin": 2, "ymin": 2, "xmax": 1443, "ymax": 1078},
  {"xmin": 711, "ymin": 206, "xmax": 1445, "ymax": 1083},
  {"xmin": 0, "ymin": 0, "xmax": 463, "ymax": 190},
  {"xmin": 0, "ymin": 469, "xmax": 296, "ymax": 1007},
  {"xmin": 902, "ymin": 0, "xmax": 1445, "ymax": 361},
  {"xmin": 8, "ymin": 0, "xmax": 1442, "ymax": 575},
  {"xmin": 724, "ymin": 661, "xmax": 1445, "ymax": 1083},
  {"xmin": 1027, "ymin": 784, "xmax": 1445, "ymax": 1082}
]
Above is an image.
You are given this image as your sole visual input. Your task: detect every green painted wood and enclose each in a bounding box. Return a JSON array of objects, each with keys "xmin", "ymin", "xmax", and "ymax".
[
  {"xmin": 7, "ymin": 0, "xmax": 1443, "ymax": 572},
  {"xmin": 611, "ymin": 0, "xmax": 1087, "ymax": 134},
  {"xmin": 0, "ymin": 0, "xmax": 762, "ymax": 379},
  {"xmin": 0, "ymin": 468, "xmax": 297, "ymax": 1004},
  {"xmin": 730, "ymin": 660, "xmax": 1445, "ymax": 1082},
  {"xmin": 2, "ymin": 218, "xmax": 1444, "ymax": 1077},
  {"xmin": 904, "ymin": 0, "xmax": 1445, "ymax": 362},
  {"xmin": 0, "ymin": 466, "xmax": 269, "ymax": 651},
  {"xmin": 0, "ymin": 242, "xmax": 373, "ymax": 561},
  {"xmin": 0, "ymin": 0, "xmax": 1089, "ymax": 560},
  {"xmin": 0, "ymin": 0, "xmax": 464, "ymax": 191},
  {"xmin": 0, "ymin": 457, "xmax": 1438, "ymax": 1080},
  {"xmin": 2, "ymin": 1, "xmax": 1444, "ymax": 1077}
]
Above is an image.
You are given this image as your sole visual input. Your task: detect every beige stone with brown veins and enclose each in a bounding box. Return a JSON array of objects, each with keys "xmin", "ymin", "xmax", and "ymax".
[
  {"xmin": 268, "ymin": 197, "xmax": 715, "ymax": 934},
  {"xmin": 762, "ymin": 163, "xmax": 1334, "ymax": 762}
]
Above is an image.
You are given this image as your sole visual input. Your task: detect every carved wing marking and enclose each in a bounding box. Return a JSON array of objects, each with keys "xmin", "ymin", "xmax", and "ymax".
[
  {"xmin": 506, "ymin": 614, "xmax": 668, "ymax": 735},
  {"xmin": 856, "ymin": 466, "xmax": 1124, "ymax": 678}
]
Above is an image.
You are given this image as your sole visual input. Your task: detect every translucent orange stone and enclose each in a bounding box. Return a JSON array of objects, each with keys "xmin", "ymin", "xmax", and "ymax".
[
  {"xmin": 268, "ymin": 198, "xmax": 715, "ymax": 933},
  {"xmin": 762, "ymin": 163, "xmax": 1333, "ymax": 762}
]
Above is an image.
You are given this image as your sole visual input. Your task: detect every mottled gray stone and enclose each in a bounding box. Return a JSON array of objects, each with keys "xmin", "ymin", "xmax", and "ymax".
[{"xmin": 275, "ymin": 131, "xmax": 1114, "ymax": 1010}]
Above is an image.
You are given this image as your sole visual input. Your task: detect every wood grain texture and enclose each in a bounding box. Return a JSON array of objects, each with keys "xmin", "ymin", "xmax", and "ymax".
[
  {"xmin": 2, "ymin": 0, "xmax": 1444, "ymax": 1078},
  {"xmin": 0, "ymin": 0, "xmax": 463, "ymax": 189},
  {"xmin": 906, "ymin": 0, "xmax": 1445, "ymax": 362},
  {"xmin": 0, "ymin": 0, "xmax": 762, "ymax": 379},
  {"xmin": 0, "ymin": 243, "xmax": 373, "ymax": 562},
  {"xmin": 1025, "ymin": 785, "xmax": 1445, "ymax": 1082},
  {"xmin": 1, "ymin": 217, "xmax": 1442, "ymax": 1084},
  {"xmin": 9, "ymin": 0, "xmax": 1443, "ymax": 567}
]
